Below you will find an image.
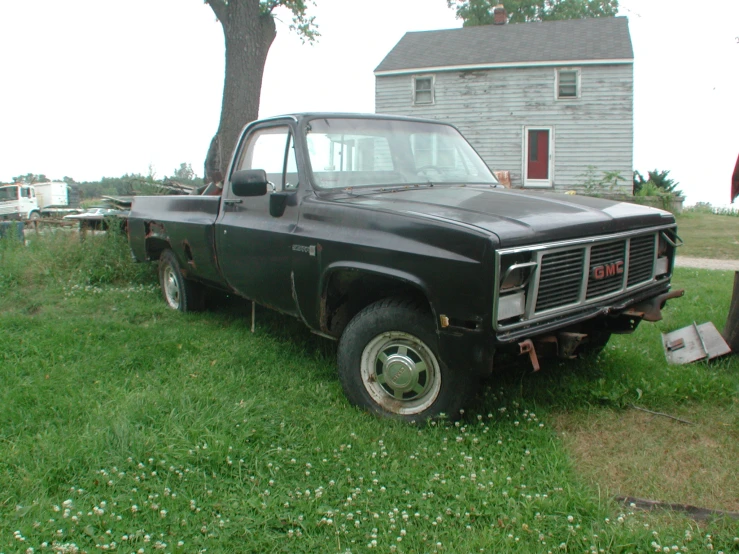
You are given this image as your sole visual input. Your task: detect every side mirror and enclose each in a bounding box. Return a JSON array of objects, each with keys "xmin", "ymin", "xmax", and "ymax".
[
  {"xmin": 231, "ymin": 169, "xmax": 268, "ymax": 197},
  {"xmin": 270, "ymin": 191, "xmax": 293, "ymax": 218}
]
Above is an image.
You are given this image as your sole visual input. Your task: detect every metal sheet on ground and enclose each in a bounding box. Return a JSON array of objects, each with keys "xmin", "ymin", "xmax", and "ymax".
[{"xmin": 662, "ymin": 322, "xmax": 731, "ymax": 364}]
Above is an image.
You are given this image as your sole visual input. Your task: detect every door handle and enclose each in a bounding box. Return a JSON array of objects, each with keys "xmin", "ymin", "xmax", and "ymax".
[{"xmin": 223, "ymin": 198, "xmax": 243, "ymax": 205}]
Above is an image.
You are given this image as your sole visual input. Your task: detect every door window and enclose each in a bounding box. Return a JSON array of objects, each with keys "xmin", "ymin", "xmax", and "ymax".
[{"xmin": 236, "ymin": 126, "xmax": 298, "ymax": 191}]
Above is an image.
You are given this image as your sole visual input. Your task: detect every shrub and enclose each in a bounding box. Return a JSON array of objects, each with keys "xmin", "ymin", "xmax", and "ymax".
[
  {"xmin": 0, "ymin": 226, "xmax": 156, "ymax": 293},
  {"xmin": 633, "ymin": 169, "xmax": 683, "ymax": 197}
]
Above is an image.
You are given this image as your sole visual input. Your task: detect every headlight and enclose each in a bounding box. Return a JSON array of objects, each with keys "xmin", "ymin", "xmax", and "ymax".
[
  {"xmin": 498, "ymin": 291, "xmax": 526, "ymax": 320},
  {"xmin": 497, "ymin": 256, "xmax": 537, "ymax": 323}
]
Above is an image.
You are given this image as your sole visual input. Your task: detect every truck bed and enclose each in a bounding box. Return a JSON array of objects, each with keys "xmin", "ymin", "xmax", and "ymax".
[{"xmin": 128, "ymin": 195, "xmax": 224, "ymax": 286}]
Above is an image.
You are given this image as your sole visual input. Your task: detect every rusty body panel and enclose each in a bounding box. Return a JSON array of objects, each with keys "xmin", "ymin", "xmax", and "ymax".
[
  {"xmin": 129, "ymin": 195, "xmax": 224, "ymax": 287},
  {"xmin": 128, "ymin": 113, "xmax": 681, "ymax": 376}
]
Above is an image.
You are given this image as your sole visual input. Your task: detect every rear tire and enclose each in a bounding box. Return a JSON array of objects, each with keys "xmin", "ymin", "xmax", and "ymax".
[
  {"xmin": 158, "ymin": 249, "xmax": 204, "ymax": 312},
  {"xmin": 337, "ymin": 297, "xmax": 474, "ymax": 421}
]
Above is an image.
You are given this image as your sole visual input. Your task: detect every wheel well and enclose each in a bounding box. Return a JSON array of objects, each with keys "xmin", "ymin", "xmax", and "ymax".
[
  {"xmin": 322, "ymin": 270, "xmax": 431, "ymax": 337},
  {"xmin": 146, "ymin": 238, "xmax": 171, "ymax": 261}
]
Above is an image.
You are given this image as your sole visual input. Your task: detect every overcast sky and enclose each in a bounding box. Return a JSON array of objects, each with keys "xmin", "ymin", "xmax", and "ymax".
[{"xmin": 1, "ymin": 0, "xmax": 737, "ymax": 206}]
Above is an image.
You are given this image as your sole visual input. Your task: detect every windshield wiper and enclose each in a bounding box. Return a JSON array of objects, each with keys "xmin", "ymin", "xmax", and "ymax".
[{"xmin": 378, "ymin": 183, "xmax": 435, "ymax": 193}]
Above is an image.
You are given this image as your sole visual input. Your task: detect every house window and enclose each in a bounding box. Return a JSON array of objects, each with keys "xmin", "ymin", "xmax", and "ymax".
[
  {"xmin": 557, "ymin": 69, "xmax": 579, "ymax": 98},
  {"xmin": 414, "ymin": 76, "xmax": 434, "ymax": 105}
]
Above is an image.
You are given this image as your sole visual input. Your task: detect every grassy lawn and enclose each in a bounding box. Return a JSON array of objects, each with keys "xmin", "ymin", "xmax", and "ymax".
[
  {"xmin": 675, "ymin": 211, "xmax": 739, "ymax": 260},
  {"xmin": 1, "ymin": 231, "xmax": 738, "ymax": 553}
]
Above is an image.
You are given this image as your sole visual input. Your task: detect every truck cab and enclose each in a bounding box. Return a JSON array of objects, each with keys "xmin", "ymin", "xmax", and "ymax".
[{"xmin": 0, "ymin": 184, "xmax": 40, "ymax": 220}]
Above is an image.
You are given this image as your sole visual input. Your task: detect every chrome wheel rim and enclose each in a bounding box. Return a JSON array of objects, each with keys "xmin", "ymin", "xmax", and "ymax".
[
  {"xmin": 163, "ymin": 266, "xmax": 181, "ymax": 309},
  {"xmin": 360, "ymin": 331, "xmax": 441, "ymax": 416}
]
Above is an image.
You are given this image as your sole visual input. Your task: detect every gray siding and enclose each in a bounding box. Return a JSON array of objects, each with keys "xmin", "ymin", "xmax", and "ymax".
[{"xmin": 375, "ymin": 64, "xmax": 633, "ymax": 192}]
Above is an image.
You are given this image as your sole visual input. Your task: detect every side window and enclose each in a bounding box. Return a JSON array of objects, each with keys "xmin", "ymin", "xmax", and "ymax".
[
  {"xmin": 236, "ymin": 125, "xmax": 298, "ymax": 191},
  {"xmin": 413, "ymin": 76, "xmax": 434, "ymax": 105},
  {"xmin": 20, "ymin": 187, "xmax": 30, "ymax": 198},
  {"xmin": 557, "ymin": 69, "xmax": 579, "ymax": 99}
]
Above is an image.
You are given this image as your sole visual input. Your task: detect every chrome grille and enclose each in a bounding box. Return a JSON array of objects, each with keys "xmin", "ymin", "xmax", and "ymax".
[
  {"xmin": 535, "ymin": 250, "xmax": 584, "ymax": 311},
  {"xmin": 627, "ymin": 235, "xmax": 656, "ymax": 286},
  {"xmin": 586, "ymin": 241, "xmax": 626, "ymax": 299},
  {"xmin": 495, "ymin": 226, "xmax": 676, "ymax": 333},
  {"xmin": 530, "ymin": 232, "xmax": 660, "ymax": 315}
]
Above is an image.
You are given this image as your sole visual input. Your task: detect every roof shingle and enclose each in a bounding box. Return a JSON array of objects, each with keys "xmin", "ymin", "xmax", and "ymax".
[{"xmin": 375, "ymin": 16, "xmax": 633, "ymax": 74}]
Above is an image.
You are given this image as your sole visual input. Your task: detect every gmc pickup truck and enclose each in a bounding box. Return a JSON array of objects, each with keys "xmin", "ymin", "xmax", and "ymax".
[{"xmin": 128, "ymin": 113, "xmax": 682, "ymax": 420}]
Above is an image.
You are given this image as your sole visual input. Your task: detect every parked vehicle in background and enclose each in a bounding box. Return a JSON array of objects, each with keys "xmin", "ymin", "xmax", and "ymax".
[
  {"xmin": 128, "ymin": 113, "xmax": 683, "ymax": 421},
  {"xmin": 0, "ymin": 183, "xmax": 41, "ymax": 220},
  {"xmin": 0, "ymin": 181, "xmax": 79, "ymax": 220}
]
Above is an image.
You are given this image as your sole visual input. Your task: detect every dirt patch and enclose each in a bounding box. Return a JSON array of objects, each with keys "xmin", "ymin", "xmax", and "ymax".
[
  {"xmin": 675, "ymin": 257, "xmax": 739, "ymax": 271},
  {"xmin": 554, "ymin": 405, "xmax": 739, "ymax": 513}
]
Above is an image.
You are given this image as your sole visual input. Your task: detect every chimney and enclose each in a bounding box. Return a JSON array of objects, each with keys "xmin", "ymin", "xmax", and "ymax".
[{"xmin": 493, "ymin": 4, "xmax": 507, "ymax": 25}]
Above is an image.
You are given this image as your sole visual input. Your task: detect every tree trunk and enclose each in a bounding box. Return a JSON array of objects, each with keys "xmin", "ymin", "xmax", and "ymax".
[
  {"xmin": 205, "ymin": 0, "xmax": 276, "ymax": 183},
  {"xmin": 724, "ymin": 271, "xmax": 739, "ymax": 352}
]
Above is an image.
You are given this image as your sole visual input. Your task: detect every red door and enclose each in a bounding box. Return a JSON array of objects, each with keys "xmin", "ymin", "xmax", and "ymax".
[{"xmin": 527, "ymin": 129, "xmax": 550, "ymax": 180}]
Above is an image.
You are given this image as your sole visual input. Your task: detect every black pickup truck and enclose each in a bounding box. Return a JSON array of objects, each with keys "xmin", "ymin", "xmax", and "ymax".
[{"xmin": 128, "ymin": 113, "xmax": 682, "ymax": 420}]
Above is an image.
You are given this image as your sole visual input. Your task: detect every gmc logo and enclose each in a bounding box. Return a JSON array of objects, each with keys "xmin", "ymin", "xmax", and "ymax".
[{"xmin": 592, "ymin": 261, "xmax": 624, "ymax": 280}]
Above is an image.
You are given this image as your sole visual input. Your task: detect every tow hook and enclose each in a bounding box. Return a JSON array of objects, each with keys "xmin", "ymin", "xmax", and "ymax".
[
  {"xmin": 624, "ymin": 289, "xmax": 685, "ymax": 322},
  {"xmin": 518, "ymin": 339, "xmax": 540, "ymax": 372}
]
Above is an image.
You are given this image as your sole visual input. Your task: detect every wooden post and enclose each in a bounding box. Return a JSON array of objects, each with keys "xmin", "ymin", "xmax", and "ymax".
[{"xmin": 724, "ymin": 271, "xmax": 739, "ymax": 352}]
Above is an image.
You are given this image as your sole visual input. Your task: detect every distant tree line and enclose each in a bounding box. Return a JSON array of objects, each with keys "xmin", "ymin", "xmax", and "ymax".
[{"xmin": 8, "ymin": 163, "xmax": 203, "ymax": 200}]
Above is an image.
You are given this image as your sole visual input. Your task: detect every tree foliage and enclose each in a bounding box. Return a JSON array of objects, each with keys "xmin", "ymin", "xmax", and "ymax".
[
  {"xmin": 633, "ymin": 169, "xmax": 682, "ymax": 197},
  {"xmin": 203, "ymin": 0, "xmax": 318, "ymax": 182},
  {"xmin": 12, "ymin": 173, "xmax": 49, "ymax": 184},
  {"xmin": 207, "ymin": 0, "xmax": 318, "ymax": 41},
  {"xmin": 447, "ymin": 0, "xmax": 619, "ymax": 25},
  {"xmin": 172, "ymin": 163, "xmax": 196, "ymax": 182}
]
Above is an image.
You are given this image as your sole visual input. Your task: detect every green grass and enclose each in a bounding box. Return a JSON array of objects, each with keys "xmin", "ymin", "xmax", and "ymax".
[
  {"xmin": 675, "ymin": 211, "xmax": 739, "ymax": 260},
  {"xmin": 1, "ymin": 232, "xmax": 738, "ymax": 553}
]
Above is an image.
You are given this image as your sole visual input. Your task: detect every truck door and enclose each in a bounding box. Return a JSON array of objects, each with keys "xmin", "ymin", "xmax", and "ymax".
[{"xmin": 215, "ymin": 123, "xmax": 301, "ymax": 315}]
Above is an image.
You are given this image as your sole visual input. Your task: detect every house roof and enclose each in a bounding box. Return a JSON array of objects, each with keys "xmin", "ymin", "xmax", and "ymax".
[{"xmin": 375, "ymin": 16, "xmax": 633, "ymax": 75}]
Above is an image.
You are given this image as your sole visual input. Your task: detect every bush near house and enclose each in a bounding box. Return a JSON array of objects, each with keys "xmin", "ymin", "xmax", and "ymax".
[{"xmin": 633, "ymin": 169, "xmax": 683, "ymax": 198}]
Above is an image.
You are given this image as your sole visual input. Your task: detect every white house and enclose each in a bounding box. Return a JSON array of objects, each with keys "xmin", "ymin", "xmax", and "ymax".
[{"xmin": 374, "ymin": 14, "xmax": 634, "ymax": 192}]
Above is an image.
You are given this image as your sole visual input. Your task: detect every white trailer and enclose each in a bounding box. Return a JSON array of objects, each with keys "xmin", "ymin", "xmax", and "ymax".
[
  {"xmin": 0, "ymin": 182, "xmax": 79, "ymax": 220},
  {"xmin": 33, "ymin": 182, "xmax": 69, "ymax": 209}
]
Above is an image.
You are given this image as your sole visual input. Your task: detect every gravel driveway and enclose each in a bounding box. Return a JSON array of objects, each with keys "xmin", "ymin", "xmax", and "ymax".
[{"xmin": 675, "ymin": 257, "xmax": 739, "ymax": 271}]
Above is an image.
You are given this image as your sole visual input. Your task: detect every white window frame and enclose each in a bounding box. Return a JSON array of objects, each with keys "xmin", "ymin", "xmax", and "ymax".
[
  {"xmin": 413, "ymin": 75, "xmax": 435, "ymax": 106},
  {"xmin": 556, "ymin": 68, "xmax": 580, "ymax": 100}
]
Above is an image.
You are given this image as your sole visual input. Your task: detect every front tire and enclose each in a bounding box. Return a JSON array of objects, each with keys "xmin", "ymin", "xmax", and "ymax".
[
  {"xmin": 337, "ymin": 297, "xmax": 474, "ymax": 421},
  {"xmin": 158, "ymin": 249, "xmax": 204, "ymax": 312}
]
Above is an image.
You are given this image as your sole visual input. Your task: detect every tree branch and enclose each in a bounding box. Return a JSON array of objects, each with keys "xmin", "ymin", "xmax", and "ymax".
[
  {"xmin": 630, "ymin": 404, "xmax": 694, "ymax": 425},
  {"xmin": 205, "ymin": 0, "xmax": 228, "ymax": 23}
]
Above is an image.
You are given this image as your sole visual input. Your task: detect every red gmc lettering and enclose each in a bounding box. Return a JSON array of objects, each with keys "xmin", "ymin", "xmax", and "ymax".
[{"xmin": 592, "ymin": 261, "xmax": 624, "ymax": 280}]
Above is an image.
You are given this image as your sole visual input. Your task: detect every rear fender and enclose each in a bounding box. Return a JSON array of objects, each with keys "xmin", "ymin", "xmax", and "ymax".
[{"xmin": 144, "ymin": 221, "xmax": 171, "ymax": 262}]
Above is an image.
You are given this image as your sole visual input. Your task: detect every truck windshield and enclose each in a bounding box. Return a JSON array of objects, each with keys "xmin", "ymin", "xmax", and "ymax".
[
  {"xmin": 305, "ymin": 118, "xmax": 498, "ymax": 190},
  {"xmin": 0, "ymin": 186, "xmax": 18, "ymax": 201}
]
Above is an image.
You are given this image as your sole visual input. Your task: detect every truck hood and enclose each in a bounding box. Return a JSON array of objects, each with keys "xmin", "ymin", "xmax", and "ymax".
[{"xmin": 332, "ymin": 186, "xmax": 673, "ymax": 247}]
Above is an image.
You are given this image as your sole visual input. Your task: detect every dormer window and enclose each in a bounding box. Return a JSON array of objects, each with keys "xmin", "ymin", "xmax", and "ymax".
[
  {"xmin": 413, "ymin": 76, "xmax": 434, "ymax": 105},
  {"xmin": 557, "ymin": 69, "xmax": 579, "ymax": 99}
]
